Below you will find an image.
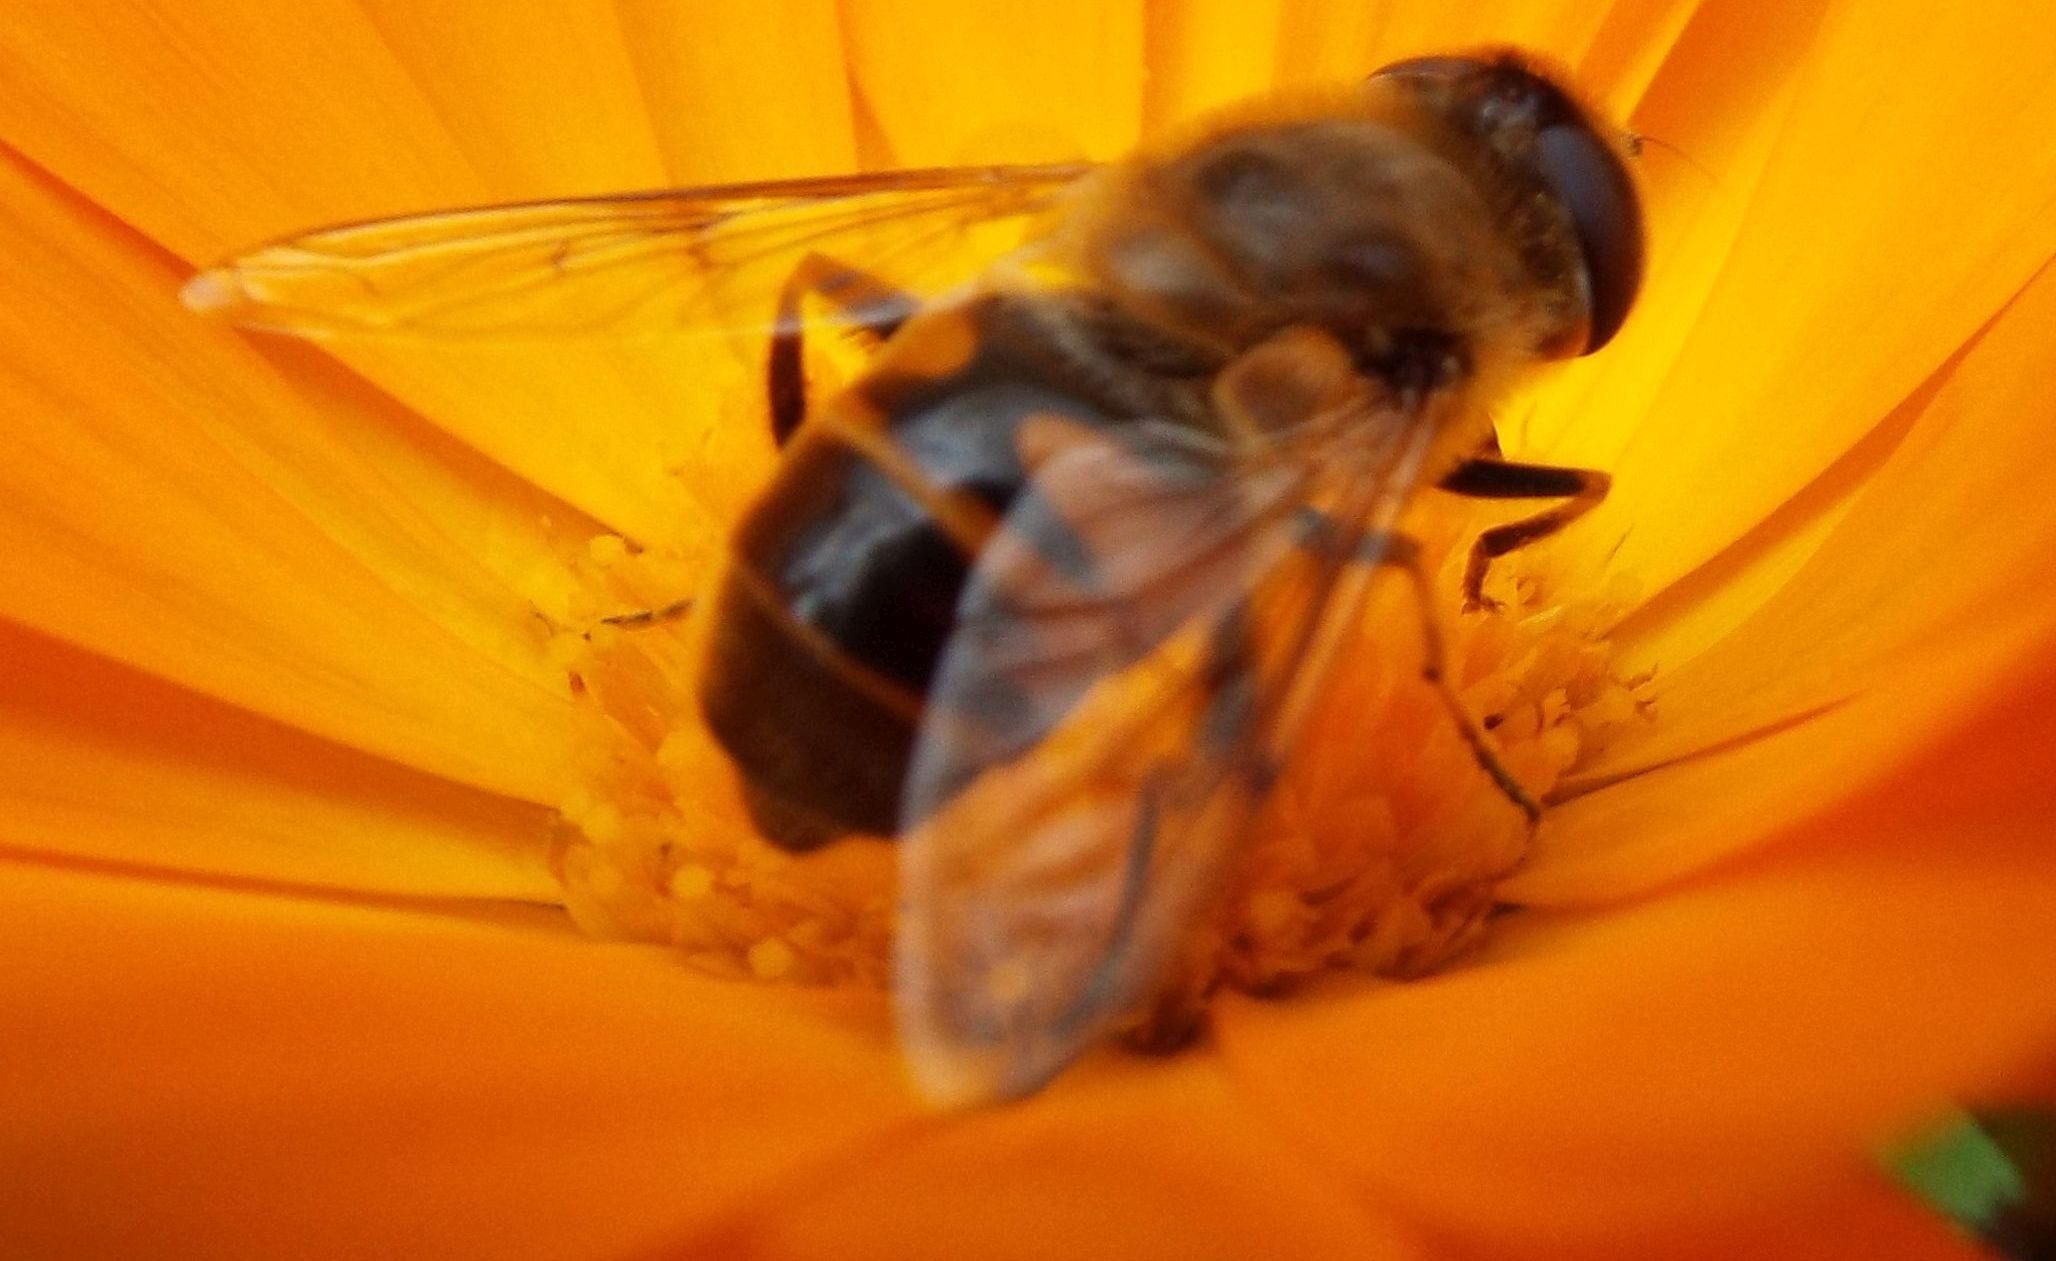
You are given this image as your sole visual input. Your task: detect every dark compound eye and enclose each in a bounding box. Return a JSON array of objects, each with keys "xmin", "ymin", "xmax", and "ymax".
[
  {"xmin": 1372, "ymin": 53, "xmax": 1645, "ymax": 356},
  {"xmin": 1533, "ymin": 115, "xmax": 1643, "ymax": 353}
]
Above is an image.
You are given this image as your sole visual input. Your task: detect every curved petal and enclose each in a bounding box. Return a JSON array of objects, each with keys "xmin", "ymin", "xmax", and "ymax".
[
  {"xmin": 838, "ymin": 0, "xmax": 1145, "ymax": 166},
  {"xmin": 0, "ymin": 1, "xmax": 491, "ymax": 259},
  {"xmin": 1511, "ymin": 1167, "xmax": 1996, "ymax": 1261},
  {"xmin": 0, "ymin": 619, "xmax": 554, "ymax": 898},
  {"xmin": 1526, "ymin": 247, "xmax": 2056, "ymax": 897},
  {"xmin": 0, "ymin": 2, "xmax": 776, "ymax": 542},
  {"xmin": 351, "ymin": 0, "xmax": 673, "ymax": 194},
  {"xmin": 1139, "ymin": 0, "xmax": 1699, "ymax": 129},
  {"xmin": 1505, "ymin": 0, "xmax": 1827, "ymax": 464},
  {"xmin": 611, "ymin": 0, "xmax": 860, "ymax": 182},
  {"xmin": 669, "ymin": 1061, "xmax": 1422, "ymax": 1261},
  {"xmin": 1218, "ymin": 632, "xmax": 2056, "ymax": 1251},
  {"xmin": 0, "ymin": 147, "xmax": 593, "ymax": 801},
  {"xmin": 1576, "ymin": 0, "xmax": 1708, "ymax": 111},
  {"xmin": 1620, "ymin": 250, "xmax": 2056, "ymax": 733},
  {"xmin": 0, "ymin": 856, "xmax": 914, "ymax": 1261},
  {"xmin": 1362, "ymin": 0, "xmax": 1652, "ymax": 88},
  {"xmin": 1139, "ymin": 1, "xmax": 1291, "ymax": 126},
  {"xmin": 1534, "ymin": 3, "xmax": 2056, "ymax": 608},
  {"xmin": 1512, "ymin": 616, "xmax": 2050, "ymax": 903}
]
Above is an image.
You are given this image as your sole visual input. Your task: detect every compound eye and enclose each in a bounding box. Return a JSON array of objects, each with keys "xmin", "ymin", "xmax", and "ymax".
[{"xmin": 1535, "ymin": 118, "xmax": 1643, "ymax": 354}]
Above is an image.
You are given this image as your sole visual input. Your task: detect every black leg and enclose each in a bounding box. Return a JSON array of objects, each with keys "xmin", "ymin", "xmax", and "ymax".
[
  {"xmin": 1385, "ymin": 543, "xmax": 1543, "ymax": 823},
  {"xmin": 599, "ymin": 597, "xmax": 694, "ymax": 629},
  {"xmin": 768, "ymin": 253, "xmax": 918, "ymax": 447},
  {"xmin": 1435, "ymin": 457, "xmax": 1611, "ymax": 612},
  {"xmin": 1295, "ymin": 512, "xmax": 1542, "ymax": 823}
]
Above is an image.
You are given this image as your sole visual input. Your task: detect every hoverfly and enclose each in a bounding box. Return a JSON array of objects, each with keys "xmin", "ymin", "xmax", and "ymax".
[{"xmin": 187, "ymin": 49, "xmax": 1643, "ymax": 1107}]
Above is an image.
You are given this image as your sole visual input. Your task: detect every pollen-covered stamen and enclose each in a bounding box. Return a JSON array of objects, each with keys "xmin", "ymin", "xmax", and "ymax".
[
  {"xmin": 1126, "ymin": 504, "xmax": 1648, "ymax": 1045},
  {"xmin": 550, "ymin": 532, "xmax": 899, "ymax": 983},
  {"xmin": 551, "ymin": 495, "xmax": 1650, "ymax": 1024}
]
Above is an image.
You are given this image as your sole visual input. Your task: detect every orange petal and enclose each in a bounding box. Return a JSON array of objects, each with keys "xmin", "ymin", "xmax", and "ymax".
[
  {"xmin": 0, "ymin": 149, "xmax": 592, "ymax": 801},
  {"xmin": 1690, "ymin": 1179, "xmax": 1995, "ymax": 1261},
  {"xmin": 1524, "ymin": 248, "xmax": 2056, "ymax": 897},
  {"xmin": 1621, "ymin": 249, "xmax": 2056, "ymax": 734},
  {"xmin": 1141, "ymin": 1, "xmax": 1292, "ymax": 127},
  {"xmin": 1140, "ymin": 1, "xmax": 1697, "ymax": 132},
  {"xmin": 1515, "ymin": 614, "xmax": 2050, "ymax": 903},
  {"xmin": 1501, "ymin": 1166, "xmax": 1995, "ymax": 1261},
  {"xmin": 1576, "ymin": 0, "xmax": 1707, "ymax": 112},
  {"xmin": 1532, "ymin": 4, "xmax": 2056, "ymax": 605},
  {"xmin": 839, "ymin": 0, "xmax": 1145, "ymax": 165},
  {"xmin": 1506, "ymin": 0, "xmax": 1826, "ymax": 465},
  {"xmin": 1364, "ymin": 0, "xmax": 1646, "ymax": 86},
  {"xmin": 1218, "ymin": 638, "xmax": 2056, "ymax": 1251},
  {"xmin": 0, "ymin": 3, "xmax": 773, "ymax": 541},
  {"xmin": 612, "ymin": 0, "xmax": 860, "ymax": 183},
  {"xmin": 351, "ymin": 0, "xmax": 793, "ymax": 537},
  {"xmin": 676, "ymin": 1060, "xmax": 1422, "ymax": 1261},
  {"xmin": 0, "ymin": 619, "xmax": 553, "ymax": 898},
  {"xmin": 0, "ymin": 1, "xmax": 492, "ymax": 260},
  {"xmin": 352, "ymin": 0, "xmax": 673, "ymax": 195},
  {"xmin": 0, "ymin": 856, "xmax": 913, "ymax": 1261}
]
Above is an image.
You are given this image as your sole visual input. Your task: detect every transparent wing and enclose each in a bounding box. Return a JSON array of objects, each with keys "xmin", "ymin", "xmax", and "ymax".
[
  {"xmin": 182, "ymin": 163, "xmax": 1094, "ymax": 339},
  {"xmin": 893, "ymin": 404, "xmax": 1441, "ymax": 1107}
]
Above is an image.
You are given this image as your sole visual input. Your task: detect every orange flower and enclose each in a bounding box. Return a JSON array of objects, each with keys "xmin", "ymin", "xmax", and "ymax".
[{"xmin": 3, "ymin": 2, "xmax": 2055, "ymax": 1258}]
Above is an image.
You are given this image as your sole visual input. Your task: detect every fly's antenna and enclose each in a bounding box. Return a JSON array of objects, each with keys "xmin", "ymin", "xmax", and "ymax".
[{"xmin": 1624, "ymin": 130, "xmax": 1723, "ymax": 193}]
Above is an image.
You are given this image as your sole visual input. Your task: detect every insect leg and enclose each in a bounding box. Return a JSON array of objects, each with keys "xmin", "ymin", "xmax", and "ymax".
[
  {"xmin": 1435, "ymin": 458, "xmax": 1611, "ymax": 611},
  {"xmin": 1297, "ymin": 512, "xmax": 1542, "ymax": 823},
  {"xmin": 1387, "ymin": 542, "xmax": 1544, "ymax": 822},
  {"xmin": 604, "ymin": 260, "xmax": 909, "ymax": 632},
  {"xmin": 768, "ymin": 253, "xmax": 919, "ymax": 447},
  {"xmin": 599, "ymin": 596, "xmax": 694, "ymax": 629}
]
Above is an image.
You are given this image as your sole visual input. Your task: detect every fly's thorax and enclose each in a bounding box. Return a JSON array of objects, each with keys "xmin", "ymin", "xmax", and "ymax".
[
  {"xmin": 1057, "ymin": 87, "xmax": 1590, "ymax": 397},
  {"xmin": 1206, "ymin": 323, "xmax": 1499, "ymax": 466}
]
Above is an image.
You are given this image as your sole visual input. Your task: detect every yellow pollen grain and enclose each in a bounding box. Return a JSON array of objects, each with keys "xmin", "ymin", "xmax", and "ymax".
[
  {"xmin": 667, "ymin": 864, "xmax": 716, "ymax": 900},
  {"xmin": 586, "ymin": 533, "xmax": 630, "ymax": 567},
  {"xmin": 748, "ymin": 938, "xmax": 798, "ymax": 980},
  {"xmin": 579, "ymin": 802, "xmax": 624, "ymax": 847}
]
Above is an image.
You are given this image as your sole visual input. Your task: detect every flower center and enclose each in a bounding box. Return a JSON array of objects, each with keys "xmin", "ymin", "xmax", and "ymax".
[{"xmin": 549, "ymin": 493, "xmax": 1649, "ymax": 1044}]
